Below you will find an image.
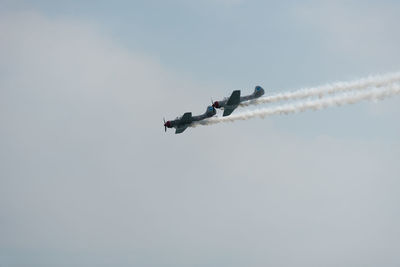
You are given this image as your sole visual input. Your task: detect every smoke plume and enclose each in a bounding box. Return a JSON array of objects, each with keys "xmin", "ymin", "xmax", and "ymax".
[
  {"xmin": 194, "ymin": 83, "xmax": 400, "ymax": 127},
  {"xmin": 240, "ymin": 72, "xmax": 400, "ymax": 107}
]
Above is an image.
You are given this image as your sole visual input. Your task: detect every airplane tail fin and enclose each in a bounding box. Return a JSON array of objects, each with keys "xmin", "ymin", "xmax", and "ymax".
[
  {"xmin": 254, "ymin": 86, "xmax": 265, "ymax": 97},
  {"xmin": 205, "ymin": 106, "xmax": 216, "ymax": 117}
]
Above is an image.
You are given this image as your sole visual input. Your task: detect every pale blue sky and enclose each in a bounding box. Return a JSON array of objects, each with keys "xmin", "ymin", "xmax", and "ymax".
[
  {"xmin": 6, "ymin": 0, "xmax": 398, "ymax": 139},
  {"xmin": 3, "ymin": 0, "xmax": 400, "ymax": 85},
  {"xmin": 1, "ymin": 1, "xmax": 400, "ymax": 266},
  {"xmin": 4, "ymin": 0, "xmax": 399, "ymax": 140}
]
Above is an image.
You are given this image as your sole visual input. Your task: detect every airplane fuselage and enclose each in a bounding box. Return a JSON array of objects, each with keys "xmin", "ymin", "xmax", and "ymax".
[
  {"xmin": 213, "ymin": 86, "xmax": 265, "ymax": 116},
  {"xmin": 164, "ymin": 106, "xmax": 216, "ymax": 134}
]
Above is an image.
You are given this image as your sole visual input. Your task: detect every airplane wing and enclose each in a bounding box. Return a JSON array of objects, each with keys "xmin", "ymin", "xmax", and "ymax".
[
  {"xmin": 175, "ymin": 125, "xmax": 188, "ymax": 134},
  {"xmin": 174, "ymin": 112, "xmax": 192, "ymax": 134},
  {"xmin": 223, "ymin": 108, "xmax": 236, "ymax": 117},
  {"xmin": 226, "ymin": 90, "xmax": 241, "ymax": 106},
  {"xmin": 179, "ymin": 112, "xmax": 192, "ymax": 124},
  {"xmin": 222, "ymin": 90, "xmax": 241, "ymax": 116}
]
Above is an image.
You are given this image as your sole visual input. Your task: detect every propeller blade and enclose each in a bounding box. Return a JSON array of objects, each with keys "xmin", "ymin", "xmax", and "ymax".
[
  {"xmin": 163, "ymin": 117, "xmax": 168, "ymax": 132},
  {"xmin": 163, "ymin": 118, "xmax": 166, "ymax": 132}
]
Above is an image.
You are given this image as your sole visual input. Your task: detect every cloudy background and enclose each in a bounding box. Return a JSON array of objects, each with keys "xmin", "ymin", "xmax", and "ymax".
[{"xmin": 1, "ymin": 0, "xmax": 400, "ymax": 266}]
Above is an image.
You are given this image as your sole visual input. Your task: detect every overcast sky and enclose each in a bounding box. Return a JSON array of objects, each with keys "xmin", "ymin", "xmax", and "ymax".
[{"xmin": 1, "ymin": 1, "xmax": 400, "ymax": 266}]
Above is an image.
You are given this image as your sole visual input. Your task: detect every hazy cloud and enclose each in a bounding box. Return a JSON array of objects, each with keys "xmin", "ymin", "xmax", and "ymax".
[
  {"xmin": 294, "ymin": 1, "xmax": 400, "ymax": 70},
  {"xmin": 1, "ymin": 9, "xmax": 400, "ymax": 267}
]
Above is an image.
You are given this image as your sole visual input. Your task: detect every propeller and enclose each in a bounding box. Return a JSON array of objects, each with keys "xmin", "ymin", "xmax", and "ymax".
[{"xmin": 163, "ymin": 117, "xmax": 167, "ymax": 132}]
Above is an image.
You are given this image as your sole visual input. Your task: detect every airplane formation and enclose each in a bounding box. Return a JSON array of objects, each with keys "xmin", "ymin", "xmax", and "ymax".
[{"xmin": 164, "ymin": 86, "xmax": 265, "ymax": 134}]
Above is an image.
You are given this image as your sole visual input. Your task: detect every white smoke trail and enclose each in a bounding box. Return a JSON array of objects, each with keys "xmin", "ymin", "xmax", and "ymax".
[
  {"xmin": 195, "ymin": 83, "xmax": 400, "ymax": 126},
  {"xmin": 240, "ymin": 72, "xmax": 400, "ymax": 107}
]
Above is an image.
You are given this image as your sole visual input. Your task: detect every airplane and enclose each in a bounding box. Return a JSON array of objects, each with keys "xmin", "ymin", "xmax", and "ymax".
[
  {"xmin": 164, "ymin": 106, "xmax": 216, "ymax": 134},
  {"xmin": 212, "ymin": 86, "xmax": 265, "ymax": 116}
]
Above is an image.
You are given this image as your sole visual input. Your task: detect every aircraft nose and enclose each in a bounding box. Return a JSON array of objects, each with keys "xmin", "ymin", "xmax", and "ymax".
[
  {"xmin": 213, "ymin": 101, "xmax": 220, "ymax": 108},
  {"xmin": 164, "ymin": 121, "xmax": 171, "ymax": 128}
]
